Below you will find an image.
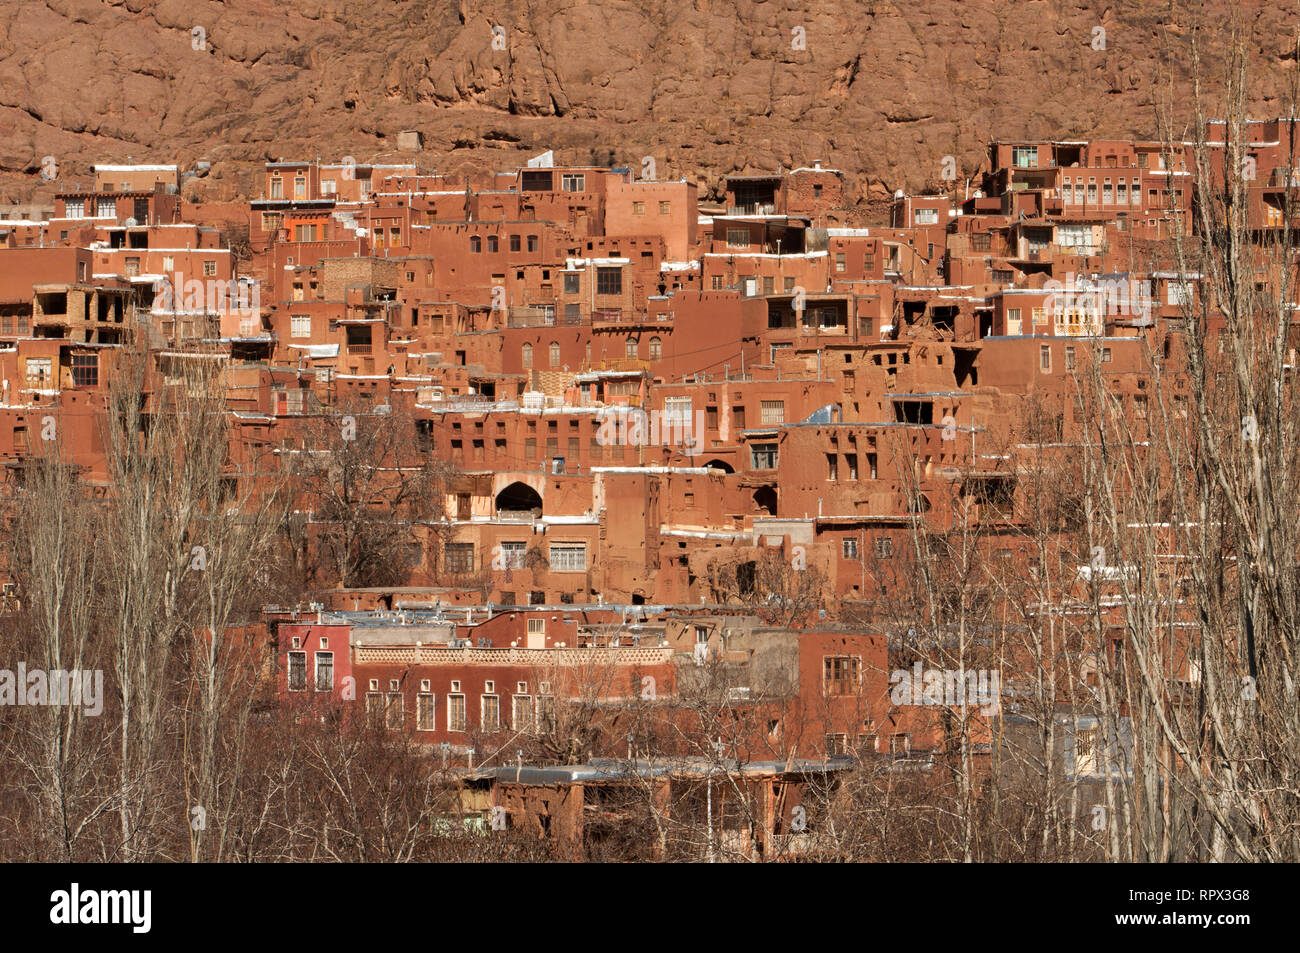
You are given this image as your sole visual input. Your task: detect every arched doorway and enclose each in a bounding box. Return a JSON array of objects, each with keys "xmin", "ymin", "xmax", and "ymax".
[
  {"xmin": 496, "ymin": 481, "xmax": 543, "ymax": 518},
  {"xmin": 753, "ymin": 485, "xmax": 777, "ymax": 515}
]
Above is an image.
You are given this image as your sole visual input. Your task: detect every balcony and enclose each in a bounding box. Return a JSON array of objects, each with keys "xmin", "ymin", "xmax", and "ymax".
[
  {"xmin": 590, "ymin": 309, "xmax": 674, "ymax": 330},
  {"xmin": 728, "ymin": 203, "xmax": 777, "ymax": 216}
]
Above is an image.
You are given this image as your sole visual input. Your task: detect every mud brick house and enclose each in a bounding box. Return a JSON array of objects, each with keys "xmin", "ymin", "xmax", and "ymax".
[{"xmin": 3, "ymin": 125, "xmax": 1292, "ymax": 796}]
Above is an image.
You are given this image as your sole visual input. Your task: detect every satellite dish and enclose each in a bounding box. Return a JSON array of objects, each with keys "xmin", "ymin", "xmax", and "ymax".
[{"xmin": 124, "ymin": 217, "xmax": 138, "ymax": 227}]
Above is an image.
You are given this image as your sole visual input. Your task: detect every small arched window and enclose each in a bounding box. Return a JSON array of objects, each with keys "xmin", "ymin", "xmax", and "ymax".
[
  {"xmin": 470, "ymin": 235, "xmax": 482, "ymax": 253},
  {"xmin": 626, "ymin": 337, "xmax": 638, "ymax": 359},
  {"xmin": 549, "ymin": 341, "xmax": 561, "ymax": 367},
  {"xmin": 648, "ymin": 337, "xmax": 662, "ymax": 360},
  {"xmin": 522, "ymin": 343, "xmax": 533, "ymax": 368}
]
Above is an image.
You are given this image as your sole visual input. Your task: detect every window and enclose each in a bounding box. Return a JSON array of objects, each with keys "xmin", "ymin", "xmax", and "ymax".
[
  {"xmin": 633, "ymin": 201, "xmax": 645, "ymax": 216},
  {"xmin": 727, "ymin": 228, "xmax": 749, "ymax": 248},
  {"xmin": 365, "ymin": 692, "xmax": 383, "ymax": 725},
  {"xmin": 826, "ymin": 453, "xmax": 838, "ymax": 481},
  {"xmin": 321, "ymin": 179, "xmax": 336, "ymax": 195},
  {"xmin": 25, "ymin": 357, "xmax": 52, "ymax": 388},
  {"xmin": 561, "ymin": 173, "xmax": 586, "ymax": 192},
  {"xmin": 287, "ymin": 651, "xmax": 306, "ymax": 691},
  {"xmin": 821, "ymin": 733, "xmax": 849, "ymax": 757},
  {"xmin": 96, "ymin": 198, "xmax": 115, "ymax": 219},
  {"xmin": 65, "ymin": 199, "xmax": 85, "ymax": 219},
  {"xmin": 914, "ymin": 208, "xmax": 938, "ymax": 225},
  {"xmin": 1168, "ymin": 280, "xmax": 1193, "ymax": 307},
  {"xmin": 481, "ymin": 693, "xmax": 501, "ymax": 731},
  {"xmin": 261, "ymin": 212, "xmax": 283, "ymax": 232},
  {"xmin": 992, "ymin": 269, "xmax": 1013, "ymax": 285},
  {"xmin": 596, "ymin": 267, "xmax": 622, "ymax": 295},
  {"xmin": 835, "ymin": 252, "xmax": 846, "ymax": 272},
  {"xmin": 549, "ymin": 543, "xmax": 587, "ymax": 572},
  {"xmin": 1057, "ymin": 224, "xmax": 1093, "ymax": 251},
  {"xmin": 314, "ymin": 652, "xmax": 333, "ymax": 692},
  {"xmin": 124, "ymin": 257, "xmax": 140, "ymax": 277},
  {"xmin": 385, "ymin": 692, "xmax": 404, "ymax": 729},
  {"xmin": 563, "ymin": 272, "xmax": 580, "ymax": 294},
  {"xmin": 549, "ymin": 341, "xmax": 561, "ymax": 367},
  {"xmin": 824, "ymin": 656, "xmax": 860, "ymax": 695},
  {"xmin": 291, "ymin": 313, "xmax": 311, "ymax": 338},
  {"xmin": 1102, "ymin": 179, "xmax": 1113, "ymax": 204},
  {"xmin": 1102, "ymin": 347, "xmax": 1112, "ymax": 362},
  {"xmin": 203, "ymin": 260, "xmax": 216, "ymax": 277},
  {"xmin": 69, "ymin": 353, "xmax": 98, "ymax": 387},
  {"xmin": 447, "ymin": 694, "xmax": 467, "ymax": 732},
  {"xmin": 536, "ymin": 691, "xmax": 556, "ymax": 730},
  {"xmin": 842, "ymin": 537, "xmax": 859, "ymax": 559},
  {"xmin": 509, "ymin": 234, "xmax": 521, "ymax": 252},
  {"xmin": 1087, "ymin": 182, "xmax": 1098, "ymax": 204},
  {"xmin": 625, "ymin": 337, "xmax": 638, "ymax": 359},
  {"xmin": 513, "ymin": 694, "xmax": 533, "ymax": 730},
  {"xmin": 1013, "ymin": 146, "xmax": 1037, "ymax": 168},
  {"xmin": 269, "ymin": 178, "xmax": 283, "ymax": 199},
  {"xmin": 875, "ymin": 537, "xmax": 893, "ymax": 559},
  {"xmin": 648, "ymin": 336, "xmax": 662, "ymax": 360},
  {"xmin": 499, "ymin": 541, "xmax": 526, "ymax": 570},
  {"xmin": 1117, "ymin": 181, "xmax": 1127, "ymax": 204},
  {"xmin": 1074, "ymin": 726, "xmax": 1098, "ymax": 775},
  {"xmin": 293, "ymin": 224, "xmax": 317, "ymax": 242},
  {"xmin": 417, "ymin": 694, "xmax": 436, "ymax": 731},
  {"xmin": 1040, "ymin": 344, "xmax": 1052, "ymax": 372},
  {"xmin": 294, "ymin": 176, "xmax": 307, "ymax": 199},
  {"xmin": 890, "ymin": 733, "xmax": 910, "ymax": 758},
  {"xmin": 470, "ymin": 236, "xmax": 481, "ymax": 253},
  {"xmin": 760, "ymin": 400, "xmax": 785, "ymax": 425},
  {"xmin": 445, "ymin": 542, "xmax": 474, "ymax": 573},
  {"xmin": 486, "ymin": 235, "xmax": 498, "ymax": 253},
  {"xmin": 659, "ymin": 201, "xmax": 671, "ymax": 215},
  {"xmin": 751, "ymin": 443, "xmax": 778, "ymax": 469},
  {"xmin": 1065, "ymin": 346, "xmax": 1075, "ymax": 370},
  {"xmin": 664, "ymin": 396, "xmax": 692, "ymax": 428},
  {"xmin": 522, "ymin": 343, "xmax": 533, "ymax": 368},
  {"xmin": 527, "ymin": 235, "xmax": 538, "ymax": 252}
]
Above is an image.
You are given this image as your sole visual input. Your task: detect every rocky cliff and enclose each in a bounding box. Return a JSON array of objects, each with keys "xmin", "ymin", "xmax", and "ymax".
[{"xmin": 0, "ymin": 0, "xmax": 1296, "ymax": 207}]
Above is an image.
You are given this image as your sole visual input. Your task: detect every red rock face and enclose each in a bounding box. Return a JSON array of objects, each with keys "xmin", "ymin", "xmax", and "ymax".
[{"xmin": 0, "ymin": 0, "xmax": 1293, "ymax": 209}]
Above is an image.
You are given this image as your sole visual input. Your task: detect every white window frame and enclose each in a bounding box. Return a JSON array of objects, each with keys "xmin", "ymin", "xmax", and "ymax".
[
  {"xmin": 447, "ymin": 693, "xmax": 467, "ymax": 732},
  {"xmin": 417, "ymin": 693, "xmax": 436, "ymax": 731},
  {"xmin": 481, "ymin": 693, "xmax": 501, "ymax": 731},
  {"xmin": 287, "ymin": 651, "xmax": 307, "ymax": 692},
  {"xmin": 314, "ymin": 651, "xmax": 333, "ymax": 692},
  {"xmin": 549, "ymin": 543, "xmax": 588, "ymax": 573}
]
